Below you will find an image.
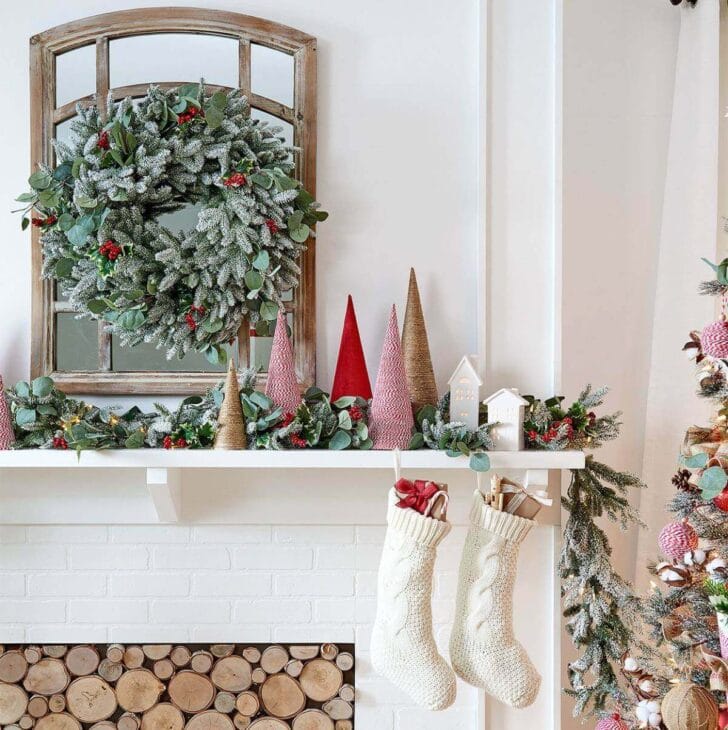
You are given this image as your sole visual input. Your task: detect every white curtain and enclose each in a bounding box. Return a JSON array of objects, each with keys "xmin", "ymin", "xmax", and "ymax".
[{"xmin": 636, "ymin": 0, "xmax": 720, "ymax": 587}]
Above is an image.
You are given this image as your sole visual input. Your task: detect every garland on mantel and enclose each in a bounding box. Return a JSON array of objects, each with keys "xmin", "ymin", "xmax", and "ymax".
[{"xmin": 6, "ymin": 375, "xmax": 643, "ymax": 712}]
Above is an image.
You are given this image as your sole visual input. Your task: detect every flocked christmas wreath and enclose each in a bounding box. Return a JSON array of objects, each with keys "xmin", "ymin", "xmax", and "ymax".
[{"xmin": 16, "ymin": 83, "xmax": 326, "ymax": 364}]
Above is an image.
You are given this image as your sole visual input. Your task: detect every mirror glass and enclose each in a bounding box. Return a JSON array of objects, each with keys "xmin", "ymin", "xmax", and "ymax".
[
  {"xmin": 56, "ymin": 314, "xmax": 98, "ymax": 371},
  {"xmin": 111, "ymin": 337, "xmax": 233, "ymax": 372},
  {"xmin": 109, "ymin": 34, "xmax": 239, "ymax": 89},
  {"xmin": 251, "ymin": 44, "xmax": 294, "ymax": 106},
  {"xmin": 56, "ymin": 45, "xmax": 96, "ymax": 108},
  {"xmin": 251, "ymin": 109, "xmax": 294, "ymax": 148}
]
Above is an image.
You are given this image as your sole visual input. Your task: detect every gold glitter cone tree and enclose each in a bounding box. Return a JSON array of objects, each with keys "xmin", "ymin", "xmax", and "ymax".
[
  {"xmin": 215, "ymin": 360, "xmax": 247, "ymax": 449},
  {"xmin": 402, "ymin": 268, "xmax": 439, "ymax": 412}
]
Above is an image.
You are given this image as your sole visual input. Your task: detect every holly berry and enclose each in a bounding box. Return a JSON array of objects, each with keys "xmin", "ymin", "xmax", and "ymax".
[
  {"xmin": 31, "ymin": 215, "xmax": 56, "ymax": 228},
  {"xmin": 265, "ymin": 218, "xmax": 279, "ymax": 234},
  {"xmin": 349, "ymin": 405, "xmax": 363, "ymax": 422},
  {"xmin": 177, "ymin": 106, "xmax": 204, "ymax": 125},
  {"xmin": 224, "ymin": 172, "xmax": 247, "ymax": 188},
  {"xmin": 52, "ymin": 436, "xmax": 68, "ymax": 450},
  {"xmin": 163, "ymin": 435, "xmax": 173, "ymax": 450},
  {"xmin": 185, "ymin": 313, "xmax": 197, "ymax": 330},
  {"xmin": 290, "ymin": 434, "xmax": 308, "ymax": 448},
  {"xmin": 174, "ymin": 437, "xmax": 188, "ymax": 449},
  {"xmin": 99, "ymin": 240, "xmax": 122, "ymax": 261},
  {"xmin": 45, "ymin": 214, "xmax": 57, "ymax": 226},
  {"xmin": 714, "ymin": 487, "xmax": 728, "ymax": 512},
  {"xmin": 97, "ymin": 131, "xmax": 110, "ymax": 150},
  {"xmin": 281, "ymin": 412, "xmax": 294, "ymax": 427}
]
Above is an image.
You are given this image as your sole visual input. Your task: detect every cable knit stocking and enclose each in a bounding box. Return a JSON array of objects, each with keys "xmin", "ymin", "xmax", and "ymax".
[
  {"xmin": 370, "ymin": 489, "xmax": 456, "ymax": 711},
  {"xmin": 449, "ymin": 489, "xmax": 541, "ymax": 708}
]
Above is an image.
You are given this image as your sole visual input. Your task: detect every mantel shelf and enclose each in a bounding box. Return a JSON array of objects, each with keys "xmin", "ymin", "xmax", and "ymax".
[
  {"xmin": 0, "ymin": 449, "xmax": 585, "ymax": 470},
  {"xmin": 0, "ymin": 449, "xmax": 585, "ymax": 524}
]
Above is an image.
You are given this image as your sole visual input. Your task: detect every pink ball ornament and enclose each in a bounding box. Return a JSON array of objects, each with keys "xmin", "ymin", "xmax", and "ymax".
[
  {"xmin": 719, "ymin": 706, "xmax": 728, "ymax": 730},
  {"xmin": 702, "ymin": 320, "xmax": 728, "ymax": 359},
  {"xmin": 595, "ymin": 714, "xmax": 629, "ymax": 730},
  {"xmin": 658, "ymin": 521, "xmax": 699, "ymax": 560}
]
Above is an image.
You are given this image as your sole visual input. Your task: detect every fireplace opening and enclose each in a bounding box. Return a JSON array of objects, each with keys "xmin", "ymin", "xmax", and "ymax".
[{"xmin": 0, "ymin": 643, "xmax": 355, "ymax": 730}]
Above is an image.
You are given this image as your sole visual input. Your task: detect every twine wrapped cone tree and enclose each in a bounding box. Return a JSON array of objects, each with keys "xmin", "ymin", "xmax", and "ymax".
[
  {"xmin": 402, "ymin": 268, "xmax": 438, "ymax": 412},
  {"xmin": 331, "ymin": 295, "xmax": 372, "ymax": 402},
  {"xmin": 0, "ymin": 375, "xmax": 15, "ymax": 449},
  {"xmin": 214, "ymin": 360, "xmax": 247, "ymax": 449},
  {"xmin": 265, "ymin": 310, "xmax": 301, "ymax": 414},
  {"xmin": 369, "ymin": 305, "xmax": 414, "ymax": 449}
]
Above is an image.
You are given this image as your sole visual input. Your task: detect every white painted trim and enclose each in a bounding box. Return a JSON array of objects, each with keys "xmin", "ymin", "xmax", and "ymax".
[
  {"xmin": 476, "ymin": 0, "xmax": 490, "ymax": 388},
  {"xmin": 553, "ymin": 0, "xmax": 564, "ymax": 396},
  {"xmin": 0, "ymin": 449, "xmax": 585, "ymax": 470}
]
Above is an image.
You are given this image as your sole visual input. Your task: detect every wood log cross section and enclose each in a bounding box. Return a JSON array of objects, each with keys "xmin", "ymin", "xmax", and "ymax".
[{"xmin": 0, "ymin": 645, "xmax": 354, "ymax": 730}]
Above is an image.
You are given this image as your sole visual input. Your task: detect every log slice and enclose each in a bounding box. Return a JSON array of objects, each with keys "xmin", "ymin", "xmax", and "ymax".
[
  {"xmin": 24, "ymin": 659, "xmax": 70, "ymax": 696},
  {"xmin": 168, "ymin": 671, "xmax": 215, "ymax": 713},
  {"xmin": 291, "ymin": 711, "xmax": 334, "ymax": 730},
  {"xmin": 141, "ymin": 703, "xmax": 184, "ymax": 730},
  {"xmin": 66, "ymin": 676, "xmax": 117, "ymax": 722},
  {"xmin": 115, "ymin": 669, "xmax": 165, "ymax": 713},
  {"xmin": 0, "ymin": 682, "xmax": 29, "ymax": 724},
  {"xmin": 259, "ymin": 675, "xmax": 305, "ymax": 720},
  {"xmin": 298, "ymin": 660, "xmax": 342, "ymax": 703},
  {"xmin": 210, "ymin": 657, "xmax": 252, "ymax": 693}
]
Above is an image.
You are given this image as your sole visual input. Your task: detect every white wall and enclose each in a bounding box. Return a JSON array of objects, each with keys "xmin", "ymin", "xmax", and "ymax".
[{"xmin": 0, "ymin": 0, "xmax": 479, "ymax": 394}]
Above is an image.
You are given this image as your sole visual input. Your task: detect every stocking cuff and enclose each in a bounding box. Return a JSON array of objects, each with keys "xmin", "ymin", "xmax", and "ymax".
[
  {"xmin": 469, "ymin": 489, "xmax": 534, "ymax": 543},
  {"xmin": 387, "ymin": 489, "xmax": 451, "ymax": 546}
]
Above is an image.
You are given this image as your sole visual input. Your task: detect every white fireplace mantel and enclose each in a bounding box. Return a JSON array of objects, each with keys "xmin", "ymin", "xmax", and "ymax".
[{"xmin": 0, "ymin": 449, "xmax": 584, "ymax": 523}]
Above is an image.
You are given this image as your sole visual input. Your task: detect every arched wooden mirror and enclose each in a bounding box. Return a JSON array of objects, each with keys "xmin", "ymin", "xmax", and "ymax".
[{"xmin": 30, "ymin": 8, "xmax": 317, "ymax": 394}]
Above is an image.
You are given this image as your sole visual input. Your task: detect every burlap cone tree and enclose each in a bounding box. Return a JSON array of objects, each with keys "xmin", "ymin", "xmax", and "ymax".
[
  {"xmin": 214, "ymin": 360, "xmax": 247, "ymax": 449},
  {"xmin": 331, "ymin": 295, "xmax": 372, "ymax": 402},
  {"xmin": 402, "ymin": 268, "xmax": 438, "ymax": 412},
  {"xmin": 369, "ymin": 305, "xmax": 414, "ymax": 449},
  {"xmin": 265, "ymin": 310, "xmax": 301, "ymax": 414}
]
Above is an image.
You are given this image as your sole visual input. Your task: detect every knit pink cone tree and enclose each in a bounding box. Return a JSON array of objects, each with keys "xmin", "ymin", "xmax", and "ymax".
[
  {"xmin": 0, "ymin": 376, "xmax": 14, "ymax": 450},
  {"xmin": 369, "ymin": 306, "xmax": 414, "ymax": 449},
  {"xmin": 265, "ymin": 311, "xmax": 301, "ymax": 414}
]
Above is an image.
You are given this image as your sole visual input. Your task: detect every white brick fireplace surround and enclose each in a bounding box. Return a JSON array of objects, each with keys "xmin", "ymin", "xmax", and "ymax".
[{"xmin": 0, "ymin": 457, "xmax": 575, "ymax": 730}]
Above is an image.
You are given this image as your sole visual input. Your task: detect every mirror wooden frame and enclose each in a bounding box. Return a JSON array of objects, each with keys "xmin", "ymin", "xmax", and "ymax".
[{"xmin": 30, "ymin": 7, "xmax": 317, "ymax": 394}]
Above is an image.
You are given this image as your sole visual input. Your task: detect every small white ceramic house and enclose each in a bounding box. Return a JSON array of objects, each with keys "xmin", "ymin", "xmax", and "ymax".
[
  {"xmin": 448, "ymin": 355, "xmax": 483, "ymax": 430},
  {"xmin": 484, "ymin": 388, "xmax": 529, "ymax": 451}
]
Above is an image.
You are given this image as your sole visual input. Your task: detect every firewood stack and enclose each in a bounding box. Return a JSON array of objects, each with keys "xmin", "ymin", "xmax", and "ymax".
[{"xmin": 0, "ymin": 644, "xmax": 355, "ymax": 730}]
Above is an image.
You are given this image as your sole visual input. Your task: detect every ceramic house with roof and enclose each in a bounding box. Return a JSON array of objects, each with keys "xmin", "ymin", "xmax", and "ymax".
[
  {"xmin": 448, "ymin": 355, "xmax": 483, "ymax": 430},
  {"xmin": 484, "ymin": 387, "xmax": 529, "ymax": 451}
]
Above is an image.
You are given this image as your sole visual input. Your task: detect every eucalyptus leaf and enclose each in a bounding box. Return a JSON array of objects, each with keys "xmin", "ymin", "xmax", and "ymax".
[
  {"xmin": 58, "ymin": 213, "xmax": 75, "ymax": 232},
  {"xmin": 470, "ymin": 452, "xmax": 491, "ymax": 472},
  {"xmin": 87, "ymin": 300, "xmax": 108, "ymax": 315},
  {"xmin": 55, "ymin": 258, "xmax": 74, "ymax": 278},
  {"xmin": 681, "ymin": 452, "xmax": 709, "ymax": 469},
  {"xmin": 253, "ymin": 250, "xmax": 270, "ymax": 271},
  {"xmin": 244, "ymin": 270, "xmax": 263, "ymax": 291},
  {"xmin": 260, "ymin": 301, "xmax": 278, "ymax": 321},
  {"xmin": 31, "ymin": 376, "xmax": 54, "ymax": 398},
  {"xmin": 333, "ymin": 396, "xmax": 357, "ymax": 409},
  {"xmin": 28, "ymin": 170, "xmax": 52, "ymax": 190},
  {"xmin": 205, "ymin": 106, "xmax": 225, "ymax": 130},
  {"xmin": 408, "ymin": 432, "xmax": 425, "ymax": 450},
  {"xmin": 289, "ymin": 223, "xmax": 310, "ymax": 243},
  {"xmin": 15, "ymin": 408, "xmax": 37, "ymax": 426},
  {"xmin": 329, "ymin": 430, "xmax": 352, "ymax": 450},
  {"xmin": 700, "ymin": 466, "xmax": 728, "ymax": 500}
]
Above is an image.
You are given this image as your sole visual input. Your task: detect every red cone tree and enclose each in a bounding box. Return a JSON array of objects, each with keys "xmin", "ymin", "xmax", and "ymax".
[{"xmin": 331, "ymin": 295, "xmax": 372, "ymax": 402}]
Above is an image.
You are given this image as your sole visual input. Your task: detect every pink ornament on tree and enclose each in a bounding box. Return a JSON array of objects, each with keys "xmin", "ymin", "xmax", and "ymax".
[
  {"xmin": 658, "ymin": 520, "xmax": 698, "ymax": 560},
  {"xmin": 701, "ymin": 320, "xmax": 728, "ymax": 359},
  {"xmin": 369, "ymin": 305, "xmax": 414, "ymax": 450},
  {"xmin": 0, "ymin": 375, "xmax": 14, "ymax": 450},
  {"xmin": 265, "ymin": 310, "xmax": 301, "ymax": 414},
  {"xmin": 595, "ymin": 714, "xmax": 629, "ymax": 730}
]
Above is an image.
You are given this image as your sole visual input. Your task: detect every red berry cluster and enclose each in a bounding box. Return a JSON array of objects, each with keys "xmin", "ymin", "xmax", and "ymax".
[
  {"xmin": 529, "ymin": 416, "xmax": 575, "ymax": 444},
  {"xmin": 99, "ymin": 240, "xmax": 122, "ymax": 261},
  {"xmin": 185, "ymin": 304, "xmax": 206, "ymax": 331},
  {"xmin": 224, "ymin": 172, "xmax": 247, "ymax": 188},
  {"xmin": 32, "ymin": 214, "xmax": 57, "ymax": 228},
  {"xmin": 349, "ymin": 405, "xmax": 363, "ymax": 422},
  {"xmin": 265, "ymin": 218, "xmax": 279, "ymax": 234},
  {"xmin": 163, "ymin": 435, "xmax": 188, "ymax": 449},
  {"xmin": 97, "ymin": 131, "xmax": 110, "ymax": 150},
  {"xmin": 178, "ymin": 106, "xmax": 204, "ymax": 125},
  {"xmin": 290, "ymin": 433, "xmax": 308, "ymax": 448},
  {"xmin": 281, "ymin": 412, "xmax": 295, "ymax": 427},
  {"xmin": 52, "ymin": 436, "xmax": 68, "ymax": 449}
]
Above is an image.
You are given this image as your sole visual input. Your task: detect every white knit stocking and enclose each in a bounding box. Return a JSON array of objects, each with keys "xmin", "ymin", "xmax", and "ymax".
[
  {"xmin": 370, "ymin": 489, "xmax": 456, "ymax": 711},
  {"xmin": 449, "ymin": 489, "xmax": 541, "ymax": 708}
]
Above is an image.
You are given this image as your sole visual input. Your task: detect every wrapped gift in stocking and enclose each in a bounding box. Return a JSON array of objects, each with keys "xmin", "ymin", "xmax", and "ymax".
[{"xmin": 371, "ymin": 479, "xmax": 455, "ymax": 710}]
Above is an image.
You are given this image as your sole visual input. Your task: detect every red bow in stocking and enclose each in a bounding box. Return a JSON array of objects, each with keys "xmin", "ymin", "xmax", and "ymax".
[{"xmin": 395, "ymin": 478, "xmax": 439, "ymax": 514}]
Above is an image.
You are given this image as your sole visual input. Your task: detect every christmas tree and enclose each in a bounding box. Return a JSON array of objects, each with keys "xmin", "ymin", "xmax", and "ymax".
[
  {"xmin": 603, "ymin": 262, "xmax": 728, "ymax": 728},
  {"xmin": 265, "ymin": 310, "xmax": 301, "ymax": 415}
]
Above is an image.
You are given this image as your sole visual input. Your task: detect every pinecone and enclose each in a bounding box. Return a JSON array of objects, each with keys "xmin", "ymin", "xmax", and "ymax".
[{"xmin": 672, "ymin": 468, "xmax": 697, "ymax": 493}]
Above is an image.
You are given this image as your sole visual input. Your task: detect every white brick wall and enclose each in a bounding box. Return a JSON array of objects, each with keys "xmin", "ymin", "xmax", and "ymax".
[{"xmin": 0, "ymin": 523, "xmax": 479, "ymax": 730}]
